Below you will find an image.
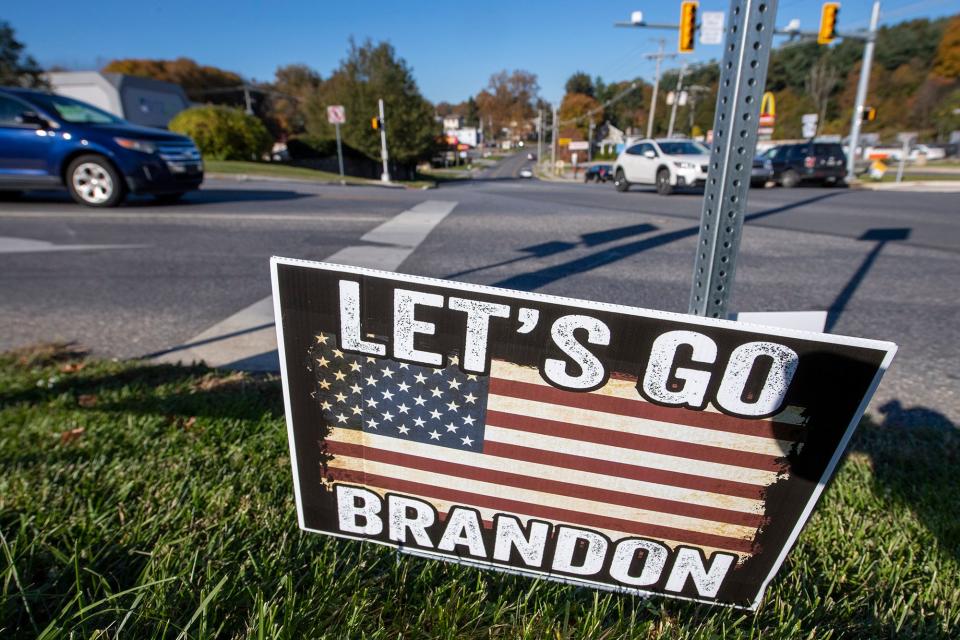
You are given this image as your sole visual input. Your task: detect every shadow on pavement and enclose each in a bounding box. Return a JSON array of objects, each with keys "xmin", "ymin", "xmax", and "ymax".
[
  {"xmin": 491, "ymin": 191, "xmax": 846, "ymax": 291},
  {"xmin": 16, "ymin": 188, "xmax": 310, "ymax": 206}
]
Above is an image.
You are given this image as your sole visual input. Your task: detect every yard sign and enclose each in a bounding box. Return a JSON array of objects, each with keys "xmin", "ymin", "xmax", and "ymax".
[{"xmin": 271, "ymin": 258, "xmax": 896, "ymax": 610}]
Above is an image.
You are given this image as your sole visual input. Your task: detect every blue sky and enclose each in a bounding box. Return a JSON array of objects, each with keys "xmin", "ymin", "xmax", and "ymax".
[{"xmin": 6, "ymin": 0, "xmax": 956, "ymax": 104}]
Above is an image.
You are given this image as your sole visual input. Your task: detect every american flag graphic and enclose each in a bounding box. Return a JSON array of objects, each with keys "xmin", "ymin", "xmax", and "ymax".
[{"xmin": 309, "ymin": 332, "xmax": 807, "ymax": 560}]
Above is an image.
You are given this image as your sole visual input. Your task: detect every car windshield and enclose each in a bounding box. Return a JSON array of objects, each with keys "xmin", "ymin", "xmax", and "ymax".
[
  {"xmin": 657, "ymin": 141, "xmax": 707, "ymax": 156},
  {"xmin": 29, "ymin": 93, "xmax": 124, "ymax": 125}
]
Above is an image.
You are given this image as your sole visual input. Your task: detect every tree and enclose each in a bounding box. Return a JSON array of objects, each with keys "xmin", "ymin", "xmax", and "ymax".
[
  {"xmin": 268, "ymin": 64, "xmax": 323, "ymax": 136},
  {"xmin": 101, "ymin": 58, "xmax": 243, "ymax": 102},
  {"xmin": 312, "ymin": 39, "xmax": 436, "ymax": 165},
  {"xmin": 169, "ymin": 106, "xmax": 272, "ymax": 161},
  {"xmin": 806, "ymin": 58, "xmax": 839, "ymax": 133},
  {"xmin": 565, "ymin": 71, "xmax": 594, "ymax": 97},
  {"xmin": 475, "ymin": 70, "xmax": 539, "ymax": 139},
  {"xmin": 0, "ymin": 21, "xmax": 47, "ymax": 88},
  {"xmin": 932, "ymin": 15, "xmax": 960, "ymax": 78}
]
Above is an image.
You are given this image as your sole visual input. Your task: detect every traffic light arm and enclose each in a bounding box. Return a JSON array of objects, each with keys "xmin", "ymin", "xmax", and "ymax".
[{"xmin": 613, "ymin": 21, "xmax": 682, "ymax": 30}]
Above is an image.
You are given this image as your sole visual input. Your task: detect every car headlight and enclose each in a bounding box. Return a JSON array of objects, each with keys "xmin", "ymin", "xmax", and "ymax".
[
  {"xmin": 114, "ymin": 138, "xmax": 157, "ymax": 154},
  {"xmin": 673, "ymin": 161, "xmax": 697, "ymax": 169}
]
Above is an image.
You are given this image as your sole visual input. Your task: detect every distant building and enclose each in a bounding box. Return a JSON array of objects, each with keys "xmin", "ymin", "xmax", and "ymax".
[
  {"xmin": 442, "ymin": 115, "xmax": 463, "ymax": 130},
  {"xmin": 45, "ymin": 71, "xmax": 190, "ymax": 129}
]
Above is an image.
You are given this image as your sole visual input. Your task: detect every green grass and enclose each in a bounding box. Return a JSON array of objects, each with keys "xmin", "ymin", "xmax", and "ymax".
[
  {"xmin": 1, "ymin": 344, "xmax": 958, "ymax": 638},
  {"xmin": 205, "ymin": 161, "xmax": 436, "ymax": 189}
]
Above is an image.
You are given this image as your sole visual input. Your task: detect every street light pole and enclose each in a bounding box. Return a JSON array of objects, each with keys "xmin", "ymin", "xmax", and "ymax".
[
  {"xmin": 667, "ymin": 64, "xmax": 687, "ymax": 138},
  {"xmin": 846, "ymin": 0, "xmax": 880, "ymax": 180},
  {"xmin": 551, "ymin": 103, "xmax": 558, "ymax": 173}
]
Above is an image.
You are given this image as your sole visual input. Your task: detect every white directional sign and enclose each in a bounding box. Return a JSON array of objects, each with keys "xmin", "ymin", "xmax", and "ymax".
[
  {"xmin": 568, "ymin": 141, "xmax": 590, "ymax": 151},
  {"xmin": 802, "ymin": 113, "xmax": 818, "ymax": 139},
  {"xmin": 700, "ymin": 11, "xmax": 725, "ymax": 45},
  {"xmin": 327, "ymin": 105, "xmax": 346, "ymax": 124}
]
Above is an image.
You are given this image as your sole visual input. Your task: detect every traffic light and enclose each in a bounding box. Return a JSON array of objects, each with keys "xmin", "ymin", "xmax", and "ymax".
[
  {"xmin": 863, "ymin": 106, "xmax": 877, "ymax": 122},
  {"xmin": 679, "ymin": 1, "xmax": 698, "ymax": 53},
  {"xmin": 371, "ymin": 117, "xmax": 381, "ymax": 130},
  {"xmin": 818, "ymin": 2, "xmax": 840, "ymax": 45}
]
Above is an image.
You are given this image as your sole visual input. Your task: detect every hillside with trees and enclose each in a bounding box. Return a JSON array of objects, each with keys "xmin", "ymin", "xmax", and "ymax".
[{"xmin": 558, "ymin": 14, "xmax": 959, "ymax": 142}]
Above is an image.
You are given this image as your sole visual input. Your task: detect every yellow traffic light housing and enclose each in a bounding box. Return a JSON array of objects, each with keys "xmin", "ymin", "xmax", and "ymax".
[
  {"xmin": 371, "ymin": 117, "xmax": 380, "ymax": 130},
  {"xmin": 818, "ymin": 3, "xmax": 840, "ymax": 45},
  {"xmin": 679, "ymin": 1, "xmax": 698, "ymax": 53},
  {"xmin": 863, "ymin": 106, "xmax": 877, "ymax": 122}
]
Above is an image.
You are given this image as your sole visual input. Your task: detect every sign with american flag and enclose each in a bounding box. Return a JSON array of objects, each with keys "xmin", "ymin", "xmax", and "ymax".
[{"xmin": 271, "ymin": 257, "xmax": 896, "ymax": 610}]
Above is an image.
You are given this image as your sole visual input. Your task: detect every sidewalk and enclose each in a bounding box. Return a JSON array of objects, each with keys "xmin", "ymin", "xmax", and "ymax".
[{"xmin": 851, "ymin": 179, "xmax": 960, "ymax": 193}]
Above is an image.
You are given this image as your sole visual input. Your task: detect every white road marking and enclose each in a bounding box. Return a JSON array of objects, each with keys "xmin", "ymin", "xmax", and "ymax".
[
  {"xmin": 154, "ymin": 200, "xmax": 458, "ymax": 370},
  {"xmin": 0, "ymin": 236, "xmax": 147, "ymax": 254}
]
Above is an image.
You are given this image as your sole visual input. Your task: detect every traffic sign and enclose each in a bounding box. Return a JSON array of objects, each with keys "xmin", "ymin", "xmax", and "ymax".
[
  {"xmin": 700, "ymin": 11, "xmax": 725, "ymax": 45},
  {"xmin": 558, "ymin": 138, "xmax": 572, "ymax": 147},
  {"xmin": 568, "ymin": 141, "xmax": 589, "ymax": 151},
  {"xmin": 327, "ymin": 105, "xmax": 346, "ymax": 124}
]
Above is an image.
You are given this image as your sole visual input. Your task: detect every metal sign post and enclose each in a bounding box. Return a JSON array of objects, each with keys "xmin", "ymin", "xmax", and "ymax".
[
  {"xmin": 688, "ymin": 0, "xmax": 779, "ymax": 319},
  {"xmin": 327, "ymin": 105, "xmax": 347, "ymax": 186}
]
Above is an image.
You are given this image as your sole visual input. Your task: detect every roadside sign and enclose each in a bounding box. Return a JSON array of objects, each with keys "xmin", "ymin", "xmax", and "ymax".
[
  {"xmin": 558, "ymin": 137, "xmax": 572, "ymax": 147},
  {"xmin": 272, "ymin": 258, "xmax": 896, "ymax": 611},
  {"xmin": 801, "ymin": 113, "xmax": 819, "ymax": 124},
  {"xmin": 568, "ymin": 140, "xmax": 590, "ymax": 151},
  {"xmin": 801, "ymin": 115, "xmax": 818, "ymax": 139},
  {"xmin": 327, "ymin": 105, "xmax": 346, "ymax": 124},
  {"xmin": 700, "ymin": 11, "xmax": 725, "ymax": 45}
]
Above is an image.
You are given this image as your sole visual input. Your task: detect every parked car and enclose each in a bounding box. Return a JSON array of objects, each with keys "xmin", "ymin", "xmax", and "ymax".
[
  {"xmin": 0, "ymin": 87, "xmax": 203, "ymax": 206},
  {"xmin": 909, "ymin": 144, "xmax": 946, "ymax": 161},
  {"xmin": 751, "ymin": 149, "xmax": 774, "ymax": 186},
  {"xmin": 613, "ymin": 139, "xmax": 709, "ymax": 195},
  {"xmin": 584, "ymin": 164, "xmax": 613, "ymax": 183},
  {"xmin": 766, "ymin": 142, "xmax": 846, "ymax": 188}
]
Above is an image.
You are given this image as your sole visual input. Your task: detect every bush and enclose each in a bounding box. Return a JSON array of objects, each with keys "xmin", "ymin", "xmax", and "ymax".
[{"xmin": 169, "ymin": 106, "xmax": 273, "ymax": 161}]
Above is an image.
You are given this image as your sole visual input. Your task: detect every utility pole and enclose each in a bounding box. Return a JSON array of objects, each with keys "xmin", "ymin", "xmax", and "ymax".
[
  {"xmin": 645, "ymin": 40, "xmax": 676, "ymax": 139},
  {"xmin": 551, "ymin": 103, "xmax": 558, "ymax": 173},
  {"xmin": 243, "ymin": 85, "xmax": 253, "ymax": 115},
  {"xmin": 667, "ymin": 64, "xmax": 687, "ymax": 138},
  {"xmin": 588, "ymin": 120, "xmax": 595, "ymax": 162},
  {"xmin": 846, "ymin": 1, "xmax": 880, "ymax": 180},
  {"xmin": 537, "ymin": 107, "xmax": 544, "ymax": 165},
  {"xmin": 378, "ymin": 98, "xmax": 390, "ymax": 183}
]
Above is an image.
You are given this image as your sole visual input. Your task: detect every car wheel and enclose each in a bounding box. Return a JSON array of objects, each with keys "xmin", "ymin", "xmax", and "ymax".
[
  {"xmin": 780, "ymin": 169, "xmax": 800, "ymax": 189},
  {"xmin": 67, "ymin": 155, "xmax": 125, "ymax": 207},
  {"xmin": 154, "ymin": 192, "xmax": 187, "ymax": 204},
  {"xmin": 656, "ymin": 168, "xmax": 673, "ymax": 195},
  {"xmin": 614, "ymin": 169, "xmax": 630, "ymax": 192}
]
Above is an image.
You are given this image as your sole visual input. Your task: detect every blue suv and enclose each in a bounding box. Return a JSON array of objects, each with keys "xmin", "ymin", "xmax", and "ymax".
[{"xmin": 0, "ymin": 87, "xmax": 203, "ymax": 206}]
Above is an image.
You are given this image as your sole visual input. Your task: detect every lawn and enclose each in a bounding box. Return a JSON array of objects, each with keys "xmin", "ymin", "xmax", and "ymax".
[{"xmin": 1, "ymin": 344, "xmax": 957, "ymax": 638}]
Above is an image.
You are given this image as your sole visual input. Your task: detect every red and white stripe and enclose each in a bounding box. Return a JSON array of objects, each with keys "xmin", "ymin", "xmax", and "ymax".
[{"xmin": 323, "ymin": 360, "xmax": 804, "ymax": 558}]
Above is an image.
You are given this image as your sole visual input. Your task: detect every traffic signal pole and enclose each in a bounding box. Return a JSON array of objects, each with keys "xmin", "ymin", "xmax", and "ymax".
[
  {"xmin": 846, "ymin": 1, "xmax": 880, "ymax": 180},
  {"xmin": 378, "ymin": 98, "xmax": 391, "ymax": 182}
]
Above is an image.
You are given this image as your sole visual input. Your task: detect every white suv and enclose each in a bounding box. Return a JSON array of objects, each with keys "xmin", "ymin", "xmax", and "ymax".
[{"xmin": 613, "ymin": 139, "xmax": 711, "ymax": 195}]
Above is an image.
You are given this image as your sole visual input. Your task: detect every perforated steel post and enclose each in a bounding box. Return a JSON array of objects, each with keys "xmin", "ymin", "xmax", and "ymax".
[{"xmin": 688, "ymin": 0, "xmax": 779, "ymax": 318}]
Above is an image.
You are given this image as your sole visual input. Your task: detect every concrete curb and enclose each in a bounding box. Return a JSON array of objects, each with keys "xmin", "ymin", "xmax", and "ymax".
[{"xmin": 850, "ymin": 179, "xmax": 960, "ymax": 193}]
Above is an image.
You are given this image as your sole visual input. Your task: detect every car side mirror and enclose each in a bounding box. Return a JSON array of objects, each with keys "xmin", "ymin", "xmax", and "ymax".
[
  {"xmin": 643, "ymin": 150, "xmax": 656, "ymax": 159},
  {"xmin": 16, "ymin": 111, "xmax": 49, "ymax": 129}
]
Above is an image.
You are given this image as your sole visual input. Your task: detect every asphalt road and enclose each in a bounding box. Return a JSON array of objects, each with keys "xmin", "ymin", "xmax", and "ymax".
[{"xmin": 1, "ymin": 159, "xmax": 958, "ymax": 427}]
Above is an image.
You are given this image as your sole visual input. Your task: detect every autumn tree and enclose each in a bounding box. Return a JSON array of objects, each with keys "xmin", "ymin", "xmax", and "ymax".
[
  {"xmin": 268, "ymin": 64, "xmax": 323, "ymax": 136},
  {"xmin": 0, "ymin": 21, "xmax": 47, "ymax": 88},
  {"xmin": 559, "ymin": 92, "xmax": 602, "ymax": 139},
  {"xmin": 806, "ymin": 58, "xmax": 839, "ymax": 134},
  {"xmin": 101, "ymin": 57, "xmax": 243, "ymax": 101},
  {"xmin": 475, "ymin": 70, "xmax": 539, "ymax": 139},
  {"xmin": 932, "ymin": 15, "xmax": 960, "ymax": 78}
]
